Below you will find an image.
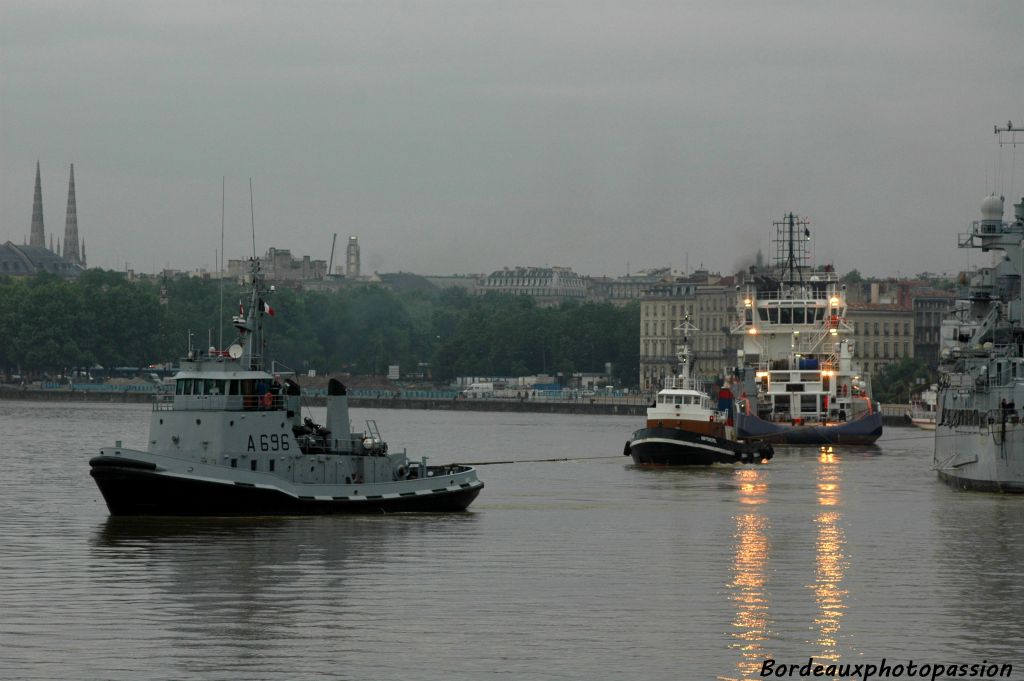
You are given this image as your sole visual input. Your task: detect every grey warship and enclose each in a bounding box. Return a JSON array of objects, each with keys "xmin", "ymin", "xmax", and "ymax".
[
  {"xmin": 934, "ymin": 134, "xmax": 1024, "ymax": 493},
  {"xmin": 89, "ymin": 260, "xmax": 484, "ymax": 515}
]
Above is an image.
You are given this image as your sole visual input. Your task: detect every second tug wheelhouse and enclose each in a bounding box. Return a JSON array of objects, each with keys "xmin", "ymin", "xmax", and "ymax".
[{"xmin": 730, "ymin": 213, "xmax": 883, "ymax": 445}]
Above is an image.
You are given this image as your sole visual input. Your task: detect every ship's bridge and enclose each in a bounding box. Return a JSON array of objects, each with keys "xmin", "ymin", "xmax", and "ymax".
[
  {"xmin": 154, "ymin": 367, "xmax": 296, "ymax": 412},
  {"xmin": 733, "ymin": 282, "xmax": 848, "ymax": 339}
]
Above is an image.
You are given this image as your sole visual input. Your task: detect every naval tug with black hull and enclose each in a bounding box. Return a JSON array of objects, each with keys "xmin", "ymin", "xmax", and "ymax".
[
  {"xmin": 89, "ymin": 260, "xmax": 484, "ymax": 516},
  {"xmin": 625, "ymin": 322, "xmax": 773, "ymax": 466}
]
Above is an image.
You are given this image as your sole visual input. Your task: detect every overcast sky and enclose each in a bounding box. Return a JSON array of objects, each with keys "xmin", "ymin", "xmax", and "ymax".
[{"xmin": 1, "ymin": 1, "xmax": 1022, "ymax": 278}]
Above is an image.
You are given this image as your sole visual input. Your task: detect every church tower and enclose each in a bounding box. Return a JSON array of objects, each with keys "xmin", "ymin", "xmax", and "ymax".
[
  {"xmin": 30, "ymin": 161, "xmax": 45, "ymax": 248},
  {"xmin": 63, "ymin": 164, "xmax": 81, "ymax": 266}
]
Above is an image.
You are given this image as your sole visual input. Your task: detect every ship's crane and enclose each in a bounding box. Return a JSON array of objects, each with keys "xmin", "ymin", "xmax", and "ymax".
[{"xmin": 328, "ymin": 233, "xmax": 337, "ymax": 277}]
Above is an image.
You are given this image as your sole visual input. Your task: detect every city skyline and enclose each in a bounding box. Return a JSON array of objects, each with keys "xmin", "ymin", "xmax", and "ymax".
[
  {"xmin": 0, "ymin": 159, "xmax": 1002, "ymax": 281},
  {"xmin": 2, "ymin": 2, "xmax": 1022, "ymax": 279}
]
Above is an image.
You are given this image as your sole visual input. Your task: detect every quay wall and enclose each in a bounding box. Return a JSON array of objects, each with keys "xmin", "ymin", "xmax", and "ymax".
[
  {"xmin": 0, "ymin": 386, "xmax": 647, "ymax": 416},
  {"xmin": 1, "ymin": 386, "xmax": 912, "ymax": 424}
]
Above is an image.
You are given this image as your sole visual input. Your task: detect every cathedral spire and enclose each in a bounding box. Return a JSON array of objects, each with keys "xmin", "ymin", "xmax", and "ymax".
[
  {"xmin": 30, "ymin": 161, "xmax": 45, "ymax": 247},
  {"xmin": 63, "ymin": 163, "xmax": 81, "ymax": 265}
]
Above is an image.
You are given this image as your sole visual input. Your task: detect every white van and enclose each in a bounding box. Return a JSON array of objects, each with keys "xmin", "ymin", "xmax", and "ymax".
[{"xmin": 461, "ymin": 382, "xmax": 495, "ymax": 398}]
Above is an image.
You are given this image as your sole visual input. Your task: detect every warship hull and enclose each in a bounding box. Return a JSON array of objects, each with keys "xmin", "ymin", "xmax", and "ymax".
[
  {"xmin": 90, "ymin": 456, "xmax": 484, "ymax": 516},
  {"xmin": 933, "ymin": 427, "xmax": 1024, "ymax": 493},
  {"xmin": 734, "ymin": 410, "xmax": 883, "ymax": 445},
  {"xmin": 626, "ymin": 427, "xmax": 771, "ymax": 466}
]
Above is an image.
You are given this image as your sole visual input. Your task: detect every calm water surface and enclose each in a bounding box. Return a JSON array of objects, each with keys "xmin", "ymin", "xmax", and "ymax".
[{"xmin": 0, "ymin": 400, "xmax": 1021, "ymax": 680}]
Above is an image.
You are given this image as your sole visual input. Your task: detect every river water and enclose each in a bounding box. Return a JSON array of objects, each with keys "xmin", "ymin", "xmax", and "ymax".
[{"xmin": 0, "ymin": 400, "xmax": 1021, "ymax": 680}]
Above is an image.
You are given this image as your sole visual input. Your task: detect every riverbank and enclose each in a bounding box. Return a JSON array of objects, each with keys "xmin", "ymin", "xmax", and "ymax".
[
  {"xmin": 0, "ymin": 386, "xmax": 648, "ymax": 415},
  {"xmin": 0, "ymin": 385, "xmax": 913, "ymax": 424}
]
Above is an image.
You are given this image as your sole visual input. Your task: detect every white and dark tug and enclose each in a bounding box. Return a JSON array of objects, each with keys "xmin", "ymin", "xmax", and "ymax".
[
  {"xmin": 626, "ymin": 426, "xmax": 771, "ymax": 466},
  {"xmin": 89, "ymin": 262, "xmax": 483, "ymax": 516},
  {"xmin": 625, "ymin": 327, "xmax": 773, "ymax": 466}
]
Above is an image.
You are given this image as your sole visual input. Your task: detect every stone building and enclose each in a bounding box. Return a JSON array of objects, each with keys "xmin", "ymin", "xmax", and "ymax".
[
  {"xmin": 588, "ymin": 269, "xmax": 672, "ymax": 307},
  {"xmin": 638, "ymin": 271, "xmax": 738, "ymax": 390},
  {"xmin": 692, "ymin": 275, "xmax": 740, "ymax": 381},
  {"xmin": 228, "ymin": 248, "xmax": 327, "ymax": 286},
  {"xmin": 845, "ymin": 303, "xmax": 916, "ymax": 376},
  {"xmin": 475, "ymin": 266, "xmax": 587, "ymax": 306},
  {"xmin": 843, "ymin": 277, "xmax": 954, "ymax": 372},
  {"xmin": 912, "ymin": 289, "xmax": 956, "ymax": 369}
]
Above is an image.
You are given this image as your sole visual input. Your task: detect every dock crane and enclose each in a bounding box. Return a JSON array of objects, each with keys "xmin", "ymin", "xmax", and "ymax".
[{"xmin": 328, "ymin": 233, "xmax": 337, "ymax": 277}]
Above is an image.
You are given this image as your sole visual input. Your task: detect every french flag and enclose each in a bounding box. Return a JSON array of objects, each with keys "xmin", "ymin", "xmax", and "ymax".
[{"xmin": 259, "ymin": 298, "xmax": 275, "ymax": 317}]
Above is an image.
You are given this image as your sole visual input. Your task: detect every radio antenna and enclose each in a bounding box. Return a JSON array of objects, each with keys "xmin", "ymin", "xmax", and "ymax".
[
  {"xmin": 249, "ymin": 177, "xmax": 257, "ymax": 259},
  {"xmin": 219, "ymin": 176, "xmax": 225, "ymax": 350}
]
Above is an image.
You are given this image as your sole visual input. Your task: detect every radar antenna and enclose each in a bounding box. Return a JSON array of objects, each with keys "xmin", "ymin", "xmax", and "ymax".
[{"xmin": 773, "ymin": 212, "xmax": 812, "ymax": 285}]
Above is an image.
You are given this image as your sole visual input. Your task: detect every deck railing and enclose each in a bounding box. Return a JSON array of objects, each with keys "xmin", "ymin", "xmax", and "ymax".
[{"xmin": 152, "ymin": 393, "xmax": 286, "ymax": 411}]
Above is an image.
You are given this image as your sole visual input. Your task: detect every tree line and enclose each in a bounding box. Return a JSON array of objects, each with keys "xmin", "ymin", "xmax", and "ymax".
[
  {"xmin": 0, "ymin": 270, "xmax": 930, "ymax": 399},
  {"xmin": 0, "ymin": 272, "xmax": 641, "ymax": 386}
]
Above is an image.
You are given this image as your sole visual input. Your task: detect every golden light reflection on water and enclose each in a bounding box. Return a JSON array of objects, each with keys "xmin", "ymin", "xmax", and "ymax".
[
  {"xmin": 721, "ymin": 468, "xmax": 771, "ymax": 681},
  {"xmin": 811, "ymin": 447, "xmax": 848, "ymax": 663}
]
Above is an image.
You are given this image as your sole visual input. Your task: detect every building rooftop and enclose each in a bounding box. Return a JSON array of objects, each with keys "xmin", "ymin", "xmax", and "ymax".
[{"xmin": 0, "ymin": 242, "xmax": 82, "ymax": 277}]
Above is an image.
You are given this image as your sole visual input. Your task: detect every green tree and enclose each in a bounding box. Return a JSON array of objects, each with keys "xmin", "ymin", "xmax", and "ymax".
[
  {"xmin": 842, "ymin": 269, "xmax": 863, "ymax": 284},
  {"xmin": 0, "ymin": 274, "xmax": 643, "ymax": 388},
  {"xmin": 873, "ymin": 357, "xmax": 931, "ymax": 403}
]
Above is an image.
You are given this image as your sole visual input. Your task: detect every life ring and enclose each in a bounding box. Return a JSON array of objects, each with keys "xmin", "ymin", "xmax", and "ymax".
[{"xmin": 261, "ymin": 392, "xmax": 273, "ymax": 408}]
